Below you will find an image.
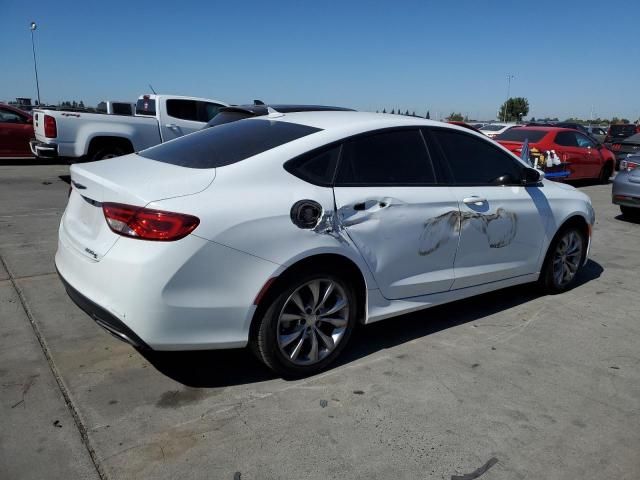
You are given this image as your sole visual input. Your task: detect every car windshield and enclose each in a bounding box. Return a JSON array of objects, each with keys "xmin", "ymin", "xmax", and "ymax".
[
  {"xmin": 480, "ymin": 124, "xmax": 507, "ymax": 131},
  {"xmin": 138, "ymin": 118, "xmax": 322, "ymax": 169},
  {"xmin": 495, "ymin": 129, "xmax": 548, "ymax": 142}
]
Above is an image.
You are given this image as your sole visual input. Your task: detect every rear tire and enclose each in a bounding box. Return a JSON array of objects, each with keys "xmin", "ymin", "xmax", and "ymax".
[
  {"xmin": 251, "ymin": 272, "xmax": 357, "ymax": 377},
  {"xmin": 599, "ymin": 162, "xmax": 613, "ymax": 184},
  {"xmin": 91, "ymin": 146, "xmax": 126, "ymax": 162},
  {"xmin": 539, "ymin": 226, "xmax": 586, "ymax": 294},
  {"xmin": 620, "ymin": 205, "xmax": 640, "ymax": 219}
]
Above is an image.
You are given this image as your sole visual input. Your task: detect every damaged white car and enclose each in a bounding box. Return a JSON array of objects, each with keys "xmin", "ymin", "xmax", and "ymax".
[{"xmin": 56, "ymin": 111, "xmax": 595, "ymax": 376}]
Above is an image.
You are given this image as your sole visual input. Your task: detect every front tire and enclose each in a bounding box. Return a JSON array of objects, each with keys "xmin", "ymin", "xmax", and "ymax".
[
  {"xmin": 539, "ymin": 227, "xmax": 586, "ymax": 294},
  {"xmin": 252, "ymin": 273, "xmax": 357, "ymax": 377}
]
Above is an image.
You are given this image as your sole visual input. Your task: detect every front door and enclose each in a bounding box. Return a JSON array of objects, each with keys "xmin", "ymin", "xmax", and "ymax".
[
  {"xmin": 333, "ymin": 129, "xmax": 460, "ymax": 299},
  {"xmin": 426, "ymin": 127, "xmax": 549, "ymax": 289},
  {"xmin": 0, "ymin": 107, "xmax": 32, "ymax": 157}
]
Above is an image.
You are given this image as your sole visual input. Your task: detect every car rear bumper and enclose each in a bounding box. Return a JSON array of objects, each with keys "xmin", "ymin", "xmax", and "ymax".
[
  {"xmin": 55, "ymin": 223, "xmax": 280, "ymax": 351},
  {"xmin": 29, "ymin": 139, "xmax": 58, "ymax": 158},
  {"xmin": 612, "ymin": 175, "xmax": 640, "ymax": 208}
]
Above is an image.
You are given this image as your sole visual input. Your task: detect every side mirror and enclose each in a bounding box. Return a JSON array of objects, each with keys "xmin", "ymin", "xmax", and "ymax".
[{"xmin": 522, "ymin": 167, "xmax": 542, "ymax": 185}]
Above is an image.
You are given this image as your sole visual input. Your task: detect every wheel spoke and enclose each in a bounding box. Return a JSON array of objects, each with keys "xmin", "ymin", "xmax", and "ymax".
[
  {"xmin": 308, "ymin": 329, "xmax": 319, "ymax": 362},
  {"xmin": 318, "ymin": 317, "xmax": 347, "ymax": 328},
  {"xmin": 320, "ymin": 297, "xmax": 347, "ymax": 317},
  {"xmin": 308, "ymin": 281, "xmax": 321, "ymax": 312},
  {"xmin": 279, "ymin": 327, "xmax": 305, "ymax": 348},
  {"xmin": 280, "ymin": 313, "xmax": 303, "ymax": 322},
  {"xmin": 314, "ymin": 326, "xmax": 335, "ymax": 351},
  {"xmin": 315, "ymin": 282, "xmax": 335, "ymax": 313},
  {"xmin": 290, "ymin": 334, "xmax": 306, "ymax": 361},
  {"xmin": 290, "ymin": 292, "xmax": 307, "ymax": 315}
]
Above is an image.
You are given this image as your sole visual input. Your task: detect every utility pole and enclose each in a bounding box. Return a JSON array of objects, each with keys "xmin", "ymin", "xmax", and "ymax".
[
  {"xmin": 504, "ymin": 74, "xmax": 515, "ymax": 121},
  {"xmin": 30, "ymin": 21, "xmax": 41, "ymax": 105}
]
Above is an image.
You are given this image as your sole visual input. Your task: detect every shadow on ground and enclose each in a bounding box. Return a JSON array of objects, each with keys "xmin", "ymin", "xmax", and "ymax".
[
  {"xmin": 614, "ymin": 214, "xmax": 640, "ymax": 225},
  {"xmin": 141, "ymin": 260, "xmax": 603, "ymax": 388}
]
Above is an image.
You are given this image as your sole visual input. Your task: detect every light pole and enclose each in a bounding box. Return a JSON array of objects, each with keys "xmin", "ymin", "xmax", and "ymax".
[
  {"xmin": 504, "ymin": 74, "xmax": 515, "ymax": 121},
  {"xmin": 30, "ymin": 21, "xmax": 41, "ymax": 106}
]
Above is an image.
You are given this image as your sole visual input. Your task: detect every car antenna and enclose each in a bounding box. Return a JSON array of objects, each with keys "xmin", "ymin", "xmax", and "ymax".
[
  {"xmin": 148, "ymin": 84, "xmax": 157, "ymax": 95},
  {"xmin": 267, "ymin": 106, "xmax": 284, "ymax": 118}
]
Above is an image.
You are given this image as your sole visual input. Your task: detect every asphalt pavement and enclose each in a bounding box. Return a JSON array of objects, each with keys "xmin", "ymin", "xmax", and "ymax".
[{"xmin": 1, "ymin": 164, "xmax": 638, "ymax": 480}]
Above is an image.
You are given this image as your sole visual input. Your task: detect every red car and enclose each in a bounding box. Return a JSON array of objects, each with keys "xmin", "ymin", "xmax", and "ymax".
[
  {"xmin": 0, "ymin": 103, "xmax": 34, "ymax": 158},
  {"xmin": 495, "ymin": 126, "xmax": 615, "ymax": 182}
]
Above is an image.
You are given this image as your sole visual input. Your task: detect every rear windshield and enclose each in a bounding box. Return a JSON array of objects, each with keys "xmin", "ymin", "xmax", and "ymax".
[
  {"xmin": 480, "ymin": 124, "xmax": 507, "ymax": 131},
  {"xmin": 610, "ymin": 124, "xmax": 637, "ymax": 138},
  {"xmin": 495, "ymin": 129, "xmax": 548, "ymax": 142},
  {"xmin": 138, "ymin": 119, "xmax": 322, "ymax": 169},
  {"xmin": 136, "ymin": 98, "xmax": 156, "ymax": 116}
]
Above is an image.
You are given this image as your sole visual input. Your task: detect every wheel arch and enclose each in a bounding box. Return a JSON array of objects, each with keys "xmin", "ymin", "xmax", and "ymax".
[
  {"xmin": 249, "ymin": 253, "xmax": 369, "ymax": 343},
  {"xmin": 540, "ymin": 213, "xmax": 591, "ymax": 272},
  {"xmin": 86, "ymin": 136, "xmax": 134, "ymax": 158}
]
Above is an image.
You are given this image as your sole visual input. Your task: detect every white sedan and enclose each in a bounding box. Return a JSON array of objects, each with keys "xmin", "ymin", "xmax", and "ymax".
[
  {"xmin": 480, "ymin": 122, "xmax": 518, "ymax": 138},
  {"xmin": 56, "ymin": 111, "xmax": 594, "ymax": 376}
]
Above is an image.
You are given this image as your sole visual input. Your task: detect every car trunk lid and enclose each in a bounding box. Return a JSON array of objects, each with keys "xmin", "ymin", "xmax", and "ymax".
[{"xmin": 62, "ymin": 153, "xmax": 215, "ymax": 261}]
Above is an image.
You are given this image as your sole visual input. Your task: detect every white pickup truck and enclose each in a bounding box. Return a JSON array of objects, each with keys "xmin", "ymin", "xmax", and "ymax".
[{"xmin": 30, "ymin": 94, "xmax": 228, "ymax": 162}]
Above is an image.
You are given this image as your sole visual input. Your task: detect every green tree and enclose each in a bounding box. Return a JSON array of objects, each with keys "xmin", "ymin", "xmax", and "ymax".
[
  {"xmin": 405, "ymin": 109, "xmax": 409, "ymax": 116},
  {"xmin": 498, "ymin": 97, "xmax": 529, "ymax": 122},
  {"xmin": 391, "ymin": 109, "xmax": 395, "ymax": 114},
  {"xmin": 447, "ymin": 112, "xmax": 464, "ymax": 121},
  {"xmin": 382, "ymin": 108, "xmax": 386, "ymax": 113},
  {"xmin": 412, "ymin": 111, "xmax": 416, "ymax": 117},
  {"xmin": 530, "ymin": 117, "xmax": 536, "ymax": 122},
  {"xmin": 426, "ymin": 110, "xmax": 430, "ymax": 119}
]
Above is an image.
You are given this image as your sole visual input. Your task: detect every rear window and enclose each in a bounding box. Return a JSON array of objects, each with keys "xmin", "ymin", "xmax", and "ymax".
[
  {"xmin": 610, "ymin": 124, "xmax": 637, "ymax": 138},
  {"xmin": 136, "ymin": 98, "xmax": 156, "ymax": 116},
  {"xmin": 480, "ymin": 124, "xmax": 507, "ymax": 132},
  {"xmin": 138, "ymin": 119, "xmax": 321, "ymax": 169},
  {"xmin": 495, "ymin": 129, "xmax": 548, "ymax": 142}
]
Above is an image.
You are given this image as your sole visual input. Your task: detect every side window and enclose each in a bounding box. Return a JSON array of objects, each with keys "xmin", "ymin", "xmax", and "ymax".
[
  {"xmin": 335, "ymin": 129, "xmax": 435, "ymax": 186},
  {"xmin": 575, "ymin": 133, "xmax": 595, "ymax": 148},
  {"xmin": 284, "ymin": 146, "xmax": 341, "ymax": 186},
  {"xmin": 166, "ymin": 99, "xmax": 199, "ymax": 121},
  {"xmin": 198, "ymin": 102, "xmax": 224, "ymax": 122},
  {"xmin": 429, "ymin": 128, "xmax": 523, "ymax": 185},
  {"xmin": 555, "ymin": 131, "xmax": 579, "ymax": 147},
  {"xmin": 0, "ymin": 109, "xmax": 24, "ymax": 123}
]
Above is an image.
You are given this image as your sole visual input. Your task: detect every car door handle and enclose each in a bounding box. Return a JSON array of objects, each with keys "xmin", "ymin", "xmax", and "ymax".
[
  {"xmin": 463, "ymin": 196, "xmax": 487, "ymax": 206},
  {"xmin": 165, "ymin": 123, "xmax": 178, "ymax": 129},
  {"xmin": 353, "ymin": 201, "xmax": 389, "ymax": 211}
]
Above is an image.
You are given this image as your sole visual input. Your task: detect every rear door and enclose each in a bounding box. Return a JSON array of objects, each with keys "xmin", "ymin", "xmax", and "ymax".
[
  {"xmin": 554, "ymin": 131, "xmax": 589, "ymax": 179},
  {"xmin": 574, "ymin": 132, "xmax": 602, "ymax": 178},
  {"xmin": 333, "ymin": 128, "xmax": 460, "ymax": 299},
  {"xmin": 160, "ymin": 99, "xmax": 226, "ymax": 141},
  {"xmin": 0, "ymin": 107, "xmax": 33, "ymax": 157},
  {"xmin": 426, "ymin": 127, "xmax": 549, "ymax": 289}
]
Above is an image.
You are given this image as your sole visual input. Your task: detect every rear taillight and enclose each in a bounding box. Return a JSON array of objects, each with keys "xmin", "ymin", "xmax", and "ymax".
[
  {"xmin": 44, "ymin": 115, "xmax": 57, "ymax": 138},
  {"xmin": 612, "ymin": 144, "xmax": 621, "ymax": 151},
  {"xmin": 619, "ymin": 159, "xmax": 640, "ymax": 172},
  {"xmin": 102, "ymin": 203, "xmax": 199, "ymax": 241}
]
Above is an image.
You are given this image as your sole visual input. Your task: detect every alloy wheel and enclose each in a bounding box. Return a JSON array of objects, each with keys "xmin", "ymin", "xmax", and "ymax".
[
  {"xmin": 276, "ymin": 279, "xmax": 349, "ymax": 366},
  {"xmin": 552, "ymin": 230, "xmax": 583, "ymax": 288}
]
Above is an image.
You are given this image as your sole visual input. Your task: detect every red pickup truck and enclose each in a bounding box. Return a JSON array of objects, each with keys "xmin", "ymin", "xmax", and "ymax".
[{"xmin": 0, "ymin": 103, "xmax": 34, "ymax": 158}]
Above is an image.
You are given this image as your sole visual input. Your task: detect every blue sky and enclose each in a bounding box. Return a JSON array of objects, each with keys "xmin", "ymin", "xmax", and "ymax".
[{"xmin": 2, "ymin": 0, "xmax": 639, "ymax": 120}]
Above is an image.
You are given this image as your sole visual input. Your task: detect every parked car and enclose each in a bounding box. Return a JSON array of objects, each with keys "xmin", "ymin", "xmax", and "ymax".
[
  {"xmin": 446, "ymin": 121, "xmax": 482, "ymax": 133},
  {"xmin": 30, "ymin": 94, "xmax": 228, "ymax": 162},
  {"xmin": 612, "ymin": 154, "xmax": 640, "ymax": 218},
  {"xmin": 204, "ymin": 103, "xmax": 354, "ymax": 128},
  {"xmin": 605, "ymin": 123, "xmax": 640, "ymax": 144},
  {"xmin": 0, "ymin": 103, "xmax": 34, "ymax": 158},
  {"xmin": 610, "ymin": 133, "xmax": 640, "ymax": 169},
  {"xmin": 496, "ymin": 127, "xmax": 615, "ymax": 182},
  {"xmin": 96, "ymin": 101, "xmax": 135, "ymax": 116},
  {"xmin": 585, "ymin": 126, "xmax": 607, "ymax": 144},
  {"xmin": 479, "ymin": 123, "xmax": 517, "ymax": 138},
  {"xmin": 56, "ymin": 112, "xmax": 594, "ymax": 376}
]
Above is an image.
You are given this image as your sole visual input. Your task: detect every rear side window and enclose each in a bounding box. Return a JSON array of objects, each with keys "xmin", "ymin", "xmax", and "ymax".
[
  {"xmin": 495, "ymin": 129, "xmax": 548, "ymax": 142},
  {"xmin": 139, "ymin": 119, "xmax": 322, "ymax": 169},
  {"xmin": 166, "ymin": 99, "xmax": 199, "ymax": 121},
  {"xmin": 335, "ymin": 129, "xmax": 435, "ymax": 185},
  {"xmin": 429, "ymin": 128, "xmax": 523, "ymax": 185},
  {"xmin": 136, "ymin": 98, "xmax": 156, "ymax": 116},
  {"xmin": 112, "ymin": 103, "xmax": 133, "ymax": 115},
  {"xmin": 285, "ymin": 146, "xmax": 340, "ymax": 186},
  {"xmin": 555, "ymin": 131, "xmax": 579, "ymax": 147}
]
